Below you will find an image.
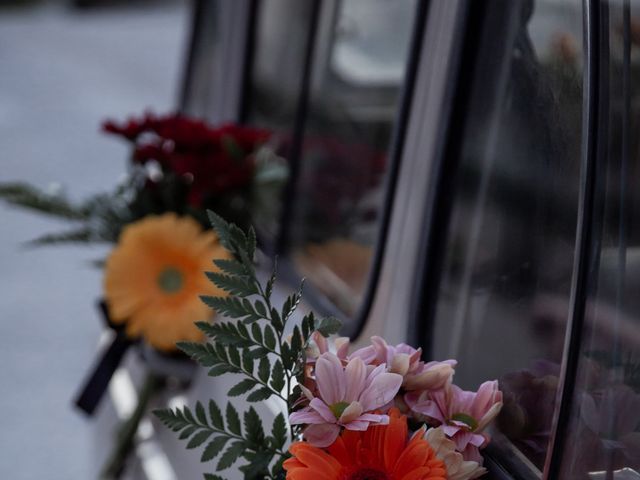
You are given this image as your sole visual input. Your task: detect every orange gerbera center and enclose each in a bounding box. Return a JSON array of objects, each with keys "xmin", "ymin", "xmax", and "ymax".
[
  {"xmin": 157, "ymin": 266, "xmax": 184, "ymax": 293},
  {"xmin": 284, "ymin": 409, "xmax": 447, "ymax": 480},
  {"xmin": 344, "ymin": 468, "xmax": 389, "ymax": 480},
  {"xmin": 103, "ymin": 213, "xmax": 231, "ymax": 351}
]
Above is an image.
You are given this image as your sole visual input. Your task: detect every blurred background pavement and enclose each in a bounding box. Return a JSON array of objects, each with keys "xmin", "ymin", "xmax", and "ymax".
[{"xmin": 0, "ymin": 1, "xmax": 188, "ymax": 477}]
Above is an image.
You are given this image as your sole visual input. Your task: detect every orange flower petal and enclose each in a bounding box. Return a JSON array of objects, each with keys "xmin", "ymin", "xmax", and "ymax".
[
  {"xmin": 285, "ymin": 412, "xmax": 447, "ymax": 480},
  {"xmin": 383, "ymin": 408, "xmax": 408, "ymax": 471},
  {"xmin": 103, "ymin": 213, "xmax": 230, "ymax": 350},
  {"xmin": 285, "ymin": 443, "xmax": 342, "ymax": 479}
]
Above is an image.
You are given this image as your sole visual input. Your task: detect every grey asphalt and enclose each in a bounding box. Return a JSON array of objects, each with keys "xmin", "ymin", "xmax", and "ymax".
[{"xmin": 0, "ymin": 2, "xmax": 189, "ymax": 478}]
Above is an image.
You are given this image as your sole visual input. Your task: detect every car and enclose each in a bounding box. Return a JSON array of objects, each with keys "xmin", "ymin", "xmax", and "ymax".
[{"xmin": 99, "ymin": 1, "xmax": 640, "ymax": 478}]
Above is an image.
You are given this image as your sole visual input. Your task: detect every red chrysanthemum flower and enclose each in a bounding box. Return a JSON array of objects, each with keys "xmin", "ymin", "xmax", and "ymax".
[
  {"xmin": 102, "ymin": 117, "xmax": 149, "ymax": 141},
  {"xmin": 284, "ymin": 409, "xmax": 447, "ymax": 480},
  {"xmin": 101, "ymin": 112, "xmax": 271, "ymax": 206}
]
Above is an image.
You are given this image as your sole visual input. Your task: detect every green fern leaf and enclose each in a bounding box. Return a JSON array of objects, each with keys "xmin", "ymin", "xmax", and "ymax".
[
  {"xmin": 243, "ymin": 407, "xmax": 265, "ymax": 446},
  {"xmin": 208, "ymin": 401, "xmax": 224, "ymax": 430},
  {"xmin": 271, "ymin": 413, "xmax": 287, "ymax": 449},
  {"xmin": 216, "ymin": 441, "xmax": 245, "ymax": 471},
  {"xmin": 225, "ymin": 403, "xmax": 242, "ymax": 436},
  {"xmin": 187, "ymin": 430, "xmax": 213, "ymax": 449},
  {"xmin": 202, "ymin": 436, "xmax": 230, "ymax": 462},
  {"xmin": 228, "ymin": 379, "xmax": 258, "ymax": 397}
]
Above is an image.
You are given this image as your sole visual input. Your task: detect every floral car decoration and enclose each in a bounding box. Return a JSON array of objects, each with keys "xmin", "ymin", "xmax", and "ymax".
[
  {"xmin": 155, "ymin": 212, "xmax": 503, "ymax": 479},
  {"xmin": 0, "ymin": 113, "xmax": 286, "ymax": 477}
]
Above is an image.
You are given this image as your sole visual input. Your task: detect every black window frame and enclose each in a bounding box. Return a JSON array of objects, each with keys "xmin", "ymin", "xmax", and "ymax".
[
  {"xmin": 409, "ymin": 1, "xmax": 620, "ymax": 479},
  {"xmin": 240, "ymin": 0, "xmax": 432, "ymax": 338}
]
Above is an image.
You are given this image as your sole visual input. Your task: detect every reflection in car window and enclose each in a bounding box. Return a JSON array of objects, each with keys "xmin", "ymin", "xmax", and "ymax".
[
  {"xmin": 244, "ymin": 0, "xmax": 317, "ymax": 239},
  {"xmin": 558, "ymin": 1, "xmax": 640, "ymax": 477},
  {"xmin": 427, "ymin": 0, "xmax": 583, "ymax": 473},
  {"xmin": 289, "ymin": 0, "xmax": 418, "ymax": 319}
]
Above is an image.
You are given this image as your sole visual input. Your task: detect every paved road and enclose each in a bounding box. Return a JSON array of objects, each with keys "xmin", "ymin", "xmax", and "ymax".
[{"xmin": 0, "ymin": 3, "xmax": 188, "ymax": 478}]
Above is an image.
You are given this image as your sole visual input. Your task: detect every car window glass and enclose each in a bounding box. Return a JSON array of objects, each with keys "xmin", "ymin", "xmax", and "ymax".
[
  {"xmin": 427, "ymin": 0, "xmax": 584, "ymax": 473},
  {"xmin": 558, "ymin": 1, "xmax": 640, "ymax": 477},
  {"xmin": 243, "ymin": 0, "xmax": 317, "ymax": 239},
  {"xmin": 287, "ymin": 0, "xmax": 418, "ymax": 319}
]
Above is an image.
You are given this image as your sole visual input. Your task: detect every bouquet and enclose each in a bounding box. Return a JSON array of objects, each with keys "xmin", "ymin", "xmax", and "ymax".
[
  {"xmin": 156, "ymin": 212, "xmax": 503, "ymax": 479},
  {"xmin": 0, "ymin": 112, "xmax": 287, "ymax": 477}
]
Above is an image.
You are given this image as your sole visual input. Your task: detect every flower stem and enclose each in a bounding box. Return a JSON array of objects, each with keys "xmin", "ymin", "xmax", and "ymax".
[{"xmin": 99, "ymin": 372, "xmax": 163, "ymax": 480}]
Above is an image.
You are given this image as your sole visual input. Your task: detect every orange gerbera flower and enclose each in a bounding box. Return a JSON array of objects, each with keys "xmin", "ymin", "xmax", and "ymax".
[
  {"xmin": 104, "ymin": 213, "xmax": 230, "ymax": 351},
  {"xmin": 284, "ymin": 409, "xmax": 447, "ymax": 480}
]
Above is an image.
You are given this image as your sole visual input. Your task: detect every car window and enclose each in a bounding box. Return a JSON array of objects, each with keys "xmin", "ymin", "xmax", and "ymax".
[
  {"xmin": 285, "ymin": 0, "xmax": 419, "ymax": 319},
  {"xmin": 243, "ymin": 0, "xmax": 318, "ymax": 239},
  {"xmin": 425, "ymin": 0, "xmax": 584, "ymax": 474},
  {"xmin": 557, "ymin": 1, "xmax": 640, "ymax": 477}
]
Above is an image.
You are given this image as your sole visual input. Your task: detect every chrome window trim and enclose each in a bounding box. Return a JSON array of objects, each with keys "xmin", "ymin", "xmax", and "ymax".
[
  {"xmin": 180, "ymin": 0, "xmax": 254, "ymax": 122},
  {"xmin": 544, "ymin": 0, "xmax": 610, "ymax": 477},
  {"xmin": 354, "ymin": 0, "xmax": 467, "ymax": 347}
]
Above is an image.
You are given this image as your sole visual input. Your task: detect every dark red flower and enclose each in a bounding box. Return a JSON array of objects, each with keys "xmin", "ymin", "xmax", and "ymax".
[
  {"xmin": 103, "ymin": 111, "xmax": 271, "ymax": 207},
  {"xmin": 147, "ymin": 114, "xmax": 217, "ymax": 150},
  {"xmin": 133, "ymin": 144, "xmax": 171, "ymax": 165},
  {"xmin": 169, "ymin": 150, "xmax": 256, "ymax": 206},
  {"xmin": 218, "ymin": 123, "xmax": 271, "ymax": 156},
  {"xmin": 102, "ymin": 118, "xmax": 148, "ymax": 141}
]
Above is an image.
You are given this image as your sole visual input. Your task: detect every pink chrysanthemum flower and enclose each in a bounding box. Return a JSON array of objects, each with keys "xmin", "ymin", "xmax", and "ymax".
[
  {"xmin": 350, "ymin": 336, "xmax": 457, "ymax": 391},
  {"xmin": 424, "ymin": 426, "xmax": 487, "ymax": 480},
  {"xmin": 306, "ymin": 331, "xmax": 350, "ymax": 363},
  {"xmin": 289, "ymin": 352, "xmax": 403, "ymax": 447},
  {"xmin": 406, "ymin": 381, "xmax": 503, "ymax": 461}
]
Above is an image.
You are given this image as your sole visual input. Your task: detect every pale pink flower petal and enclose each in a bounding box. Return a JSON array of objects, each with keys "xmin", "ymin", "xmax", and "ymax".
[
  {"xmin": 299, "ymin": 384, "xmax": 315, "ymax": 401},
  {"xmin": 315, "ymin": 352, "xmax": 346, "ymax": 405},
  {"xmin": 289, "ymin": 409, "xmax": 326, "ymax": 425},
  {"xmin": 338, "ymin": 401, "xmax": 363, "ymax": 424},
  {"xmin": 408, "ymin": 381, "xmax": 502, "ymax": 456},
  {"xmin": 344, "ymin": 357, "xmax": 367, "ymax": 403},
  {"xmin": 335, "ymin": 337, "xmax": 350, "ymax": 360},
  {"xmin": 351, "ymin": 336, "xmax": 457, "ymax": 392},
  {"xmin": 357, "ymin": 413, "xmax": 387, "ymax": 423},
  {"xmin": 443, "ymin": 425, "xmax": 462, "ymax": 438},
  {"xmin": 404, "ymin": 361, "xmax": 456, "ymax": 391},
  {"xmin": 303, "ymin": 423, "xmax": 341, "ymax": 448},
  {"xmin": 349, "ymin": 344, "xmax": 378, "ymax": 364},
  {"xmin": 462, "ymin": 445, "xmax": 484, "ymax": 463},
  {"xmin": 370, "ymin": 336, "xmax": 390, "ymax": 363},
  {"xmin": 310, "ymin": 397, "xmax": 337, "ymax": 423},
  {"xmin": 476, "ymin": 401, "xmax": 503, "ymax": 432},
  {"xmin": 359, "ymin": 371, "xmax": 403, "ymax": 412},
  {"xmin": 313, "ymin": 331, "xmax": 329, "ymax": 355},
  {"xmin": 470, "ymin": 381, "xmax": 502, "ymax": 420},
  {"xmin": 291, "ymin": 350, "xmax": 401, "ymax": 447},
  {"xmin": 344, "ymin": 420, "xmax": 370, "ymax": 431},
  {"xmin": 405, "ymin": 390, "xmax": 447, "ymax": 424},
  {"xmin": 308, "ymin": 332, "xmax": 350, "ymax": 363},
  {"xmin": 390, "ymin": 353, "xmax": 411, "ymax": 376},
  {"xmin": 425, "ymin": 427, "xmax": 487, "ymax": 479}
]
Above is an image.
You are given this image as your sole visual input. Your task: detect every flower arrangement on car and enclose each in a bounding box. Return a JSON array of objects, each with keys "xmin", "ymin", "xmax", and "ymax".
[
  {"xmin": 155, "ymin": 212, "xmax": 503, "ymax": 480},
  {"xmin": 0, "ymin": 112, "xmax": 287, "ymax": 477}
]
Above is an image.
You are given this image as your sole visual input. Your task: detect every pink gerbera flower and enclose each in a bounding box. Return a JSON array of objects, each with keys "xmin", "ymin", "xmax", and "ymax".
[
  {"xmin": 289, "ymin": 352, "xmax": 403, "ymax": 447},
  {"xmin": 350, "ymin": 336, "xmax": 457, "ymax": 391},
  {"xmin": 406, "ymin": 380, "xmax": 503, "ymax": 462}
]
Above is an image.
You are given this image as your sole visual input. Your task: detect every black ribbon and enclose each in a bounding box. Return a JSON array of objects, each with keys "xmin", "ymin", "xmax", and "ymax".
[{"xmin": 74, "ymin": 301, "xmax": 135, "ymax": 416}]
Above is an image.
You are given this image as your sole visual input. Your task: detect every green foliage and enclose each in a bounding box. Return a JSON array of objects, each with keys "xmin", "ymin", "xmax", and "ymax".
[
  {"xmin": 0, "ymin": 182, "xmax": 91, "ymax": 220},
  {"xmin": 0, "ymin": 181, "xmax": 136, "ymax": 246},
  {"xmin": 155, "ymin": 211, "xmax": 341, "ymax": 479}
]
